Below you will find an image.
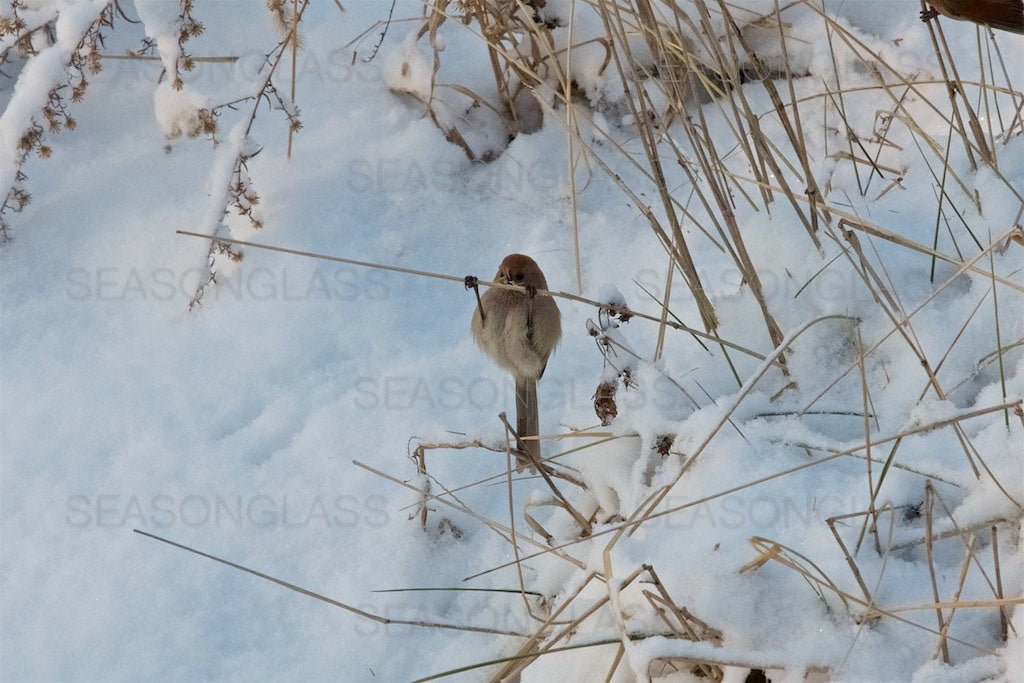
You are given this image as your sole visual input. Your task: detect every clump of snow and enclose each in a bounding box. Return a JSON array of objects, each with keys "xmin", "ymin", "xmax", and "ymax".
[
  {"xmin": 597, "ymin": 283, "xmax": 627, "ymax": 308},
  {"xmin": 901, "ymin": 398, "xmax": 960, "ymax": 432},
  {"xmin": 383, "ymin": 32, "xmax": 434, "ymax": 103},
  {"xmin": 152, "ymin": 81, "xmax": 214, "ymax": 139}
]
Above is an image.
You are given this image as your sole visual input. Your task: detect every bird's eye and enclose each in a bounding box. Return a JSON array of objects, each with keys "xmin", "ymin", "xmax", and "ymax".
[{"xmin": 515, "ymin": 272, "xmax": 524, "ymax": 281}]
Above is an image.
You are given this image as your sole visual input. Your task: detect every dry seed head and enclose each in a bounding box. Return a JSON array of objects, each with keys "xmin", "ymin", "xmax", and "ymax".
[{"xmin": 594, "ymin": 380, "xmax": 618, "ymax": 426}]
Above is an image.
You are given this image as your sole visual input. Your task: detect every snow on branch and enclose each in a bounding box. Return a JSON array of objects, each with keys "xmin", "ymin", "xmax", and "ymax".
[
  {"xmin": 134, "ymin": 0, "xmax": 215, "ymax": 140},
  {"xmin": 185, "ymin": 0, "xmax": 308, "ymax": 310},
  {"xmin": 0, "ymin": 0, "xmax": 111, "ymax": 241}
]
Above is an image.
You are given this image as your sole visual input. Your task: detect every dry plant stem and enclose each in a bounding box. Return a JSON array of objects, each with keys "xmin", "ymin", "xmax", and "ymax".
[
  {"xmin": 536, "ymin": 569, "xmax": 644, "ymax": 656},
  {"xmin": 802, "ymin": 448, "xmax": 958, "ymax": 486},
  {"xmin": 925, "ymin": 1, "xmax": 995, "ymax": 167},
  {"xmin": 601, "ymin": 336, "xmax": 701, "ymax": 411},
  {"xmin": 741, "ymin": 539, "xmax": 849, "ymax": 610},
  {"xmin": 961, "ymin": 423, "xmax": 1024, "ymax": 510},
  {"xmin": 99, "ymin": 53, "xmax": 239, "ymax": 63},
  {"xmin": 933, "ymin": 533, "xmax": 977, "ymax": 660},
  {"xmin": 641, "ymin": 565, "xmax": 723, "ymax": 680},
  {"xmin": 922, "ymin": 7, "xmax": 977, "ymax": 169},
  {"xmin": 774, "ymin": 0, "xmax": 830, "ymax": 228},
  {"xmin": 498, "ymin": 413, "xmax": 593, "ymax": 535},
  {"xmin": 287, "ymin": 0, "xmax": 298, "ymax": 159},
  {"xmin": 975, "ymin": 28, "xmax": 997, "ymax": 157},
  {"xmin": 987, "ymin": 236, "xmax": 1011, "ymax": 427},
  {"xmin": 176, "ymin": 230, "xmax": 773, "ymax": 362},
  {"xmin": 627, "ymin": 314, "xmax": 857, "ymax": 537},
  {"xmin": 822, "ymin": 17, "xmax": 870, "ymax": 195},
  {"xmin": 915, "ymin": 286, "xmax": 991, "ymax": 397},
  {"xmin": 881, "ymin": 597, "xmax": 1023, "ymax": 613},
  {"xmin": 855, "ymin": 326, "xmax": 880, "ymax": 554},
  {"xmin": 498, "ymin": 403, "xmax": 542, "ymax": 473},
  {"xmin": 553, "ymin": 81, "xmax": 732, "ymax": 252},
  {"xmin": 410, "ymin": 442, "xmax": 483, "ymax": 531},
  {"xmin": 859, "ymin": 506, "xmax": 898, "ymax": 655},
  {"xmin": 985, "ymin": 33, "xmax": 1024, "ymax": 139},
  {"xmin": 497, "ymin": 18, "xmax": 736, "ymax": 253},
  {"xmin": 601, "ymin": 540, "xmax": 634, "ymax": 672},
  {"xmin": 837, "ymin": 9, "xmax": 978, "ymax": 169},
  {"xmin": 654, "ymin": 253, "xmax": 676, "ymax": 362},
  {"xmin": 930, "ymin": 122, "xmax": 958, "ymax": 282},
  {"xmin": 133, "ymin": 529, "xmax": 528, "ymax": 636},
  {"xmin": 554, "ymin": 0, "xmax": 584, "ymax": 295},
  {"xmin": 925, "ymin": 488, "xmax": 1019, "ymax": 630},
  {"xmin": 412, "ymin": 442, "xmax": 430, "ymax": 529},
  {"xmin": 472, "ymin": 2, "xmax": 515, "ymax": 127},
  {"xmin": 924, "ymin": 483, "xmax": 950, "ymax": 663},
  {"xmin": 398, "ymin": 435, "xmax": 617, "ymax": 515},
  {"xmin": 344, "ymin": 12, "xmax": 416, "ymax": 60},
  {"xmin": 888, "ymin": 517, "xmax": 1009, "ymax": 552},
  {"xmin": 468, "ymin": 399, "xmax": 1021, "ymax": 579},
  {"xmin": 352, "ymin": 460, "xmax": 587, "ymax": 571},
  {"xmin": 417, "ymin": 0, "xmax": 474, "ymax": 160},
  {"xmin": 595, "ymin": 502, "xmax": 707, "ymax": 677},
  {"xmin": 604, "ymin": 644, "xmax": 625, "ymax": 683},
  {"xmin": 780, "ymin": 78, "xmax": 1018, "ymax": 107},
  {"xmin": 864, "ymin": 228, "xmax": 991, "ymax": 481},
  {"xmin": 502, "ymin": 422, "xmax": 541, "ymax": 622},
  {"xmin": 826, "ymin": 512, "xmax": 876, "ymax": 607},
  {"xmin": 864, "ymin": 87, "xmax": 911, "ymax": 198},
  {"xmin": 993, "ymin": 527, "xmax": 1009, "ymax": 640},
  {"xmin": 1, "ymin": 2, "xmax": 113, "ymax": 239},
  {"xmin": 719, "ymin": 3, "xmax": 815, "ymax": 219}
]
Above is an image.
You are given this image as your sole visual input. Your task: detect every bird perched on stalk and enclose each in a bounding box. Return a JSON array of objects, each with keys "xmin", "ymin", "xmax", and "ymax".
[
  {"xmin": 921, "ymin": 0, "xmax": 1024, "ymax": 34},
  {"xmin": 466, "ymin": 254, "xmax": 561, "ymax": 472}
]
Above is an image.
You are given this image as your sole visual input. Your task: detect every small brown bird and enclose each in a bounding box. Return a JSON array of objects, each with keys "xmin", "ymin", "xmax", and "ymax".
[
  {"xmin": 467, "ymin": 254, "xmax": 561, "ymax": 471},
  {"xmin": 922, "ymin": 0, "xmax": 1024, "ymax": 34}
]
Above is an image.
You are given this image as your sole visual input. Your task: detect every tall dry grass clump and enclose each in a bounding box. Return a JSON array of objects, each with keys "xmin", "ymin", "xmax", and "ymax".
[{"xmin": 353, "ymin": 1, "xmax": 1024, "ymax": 679}]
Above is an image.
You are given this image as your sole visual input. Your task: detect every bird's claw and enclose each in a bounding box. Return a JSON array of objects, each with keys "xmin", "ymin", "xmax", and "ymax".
[
  {"xmin": 466, "ymin": 275, "xmax": 487, "ymax": 324},
  {"xmin": 920, "ymin": 8, "xmax": 938, "ymax": 21}
]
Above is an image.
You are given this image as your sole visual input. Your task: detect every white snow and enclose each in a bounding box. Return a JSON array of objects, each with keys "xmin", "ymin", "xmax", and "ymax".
[{"xmin": 1, "ymin": 1, "xmax": 1022, "ymax": 681}]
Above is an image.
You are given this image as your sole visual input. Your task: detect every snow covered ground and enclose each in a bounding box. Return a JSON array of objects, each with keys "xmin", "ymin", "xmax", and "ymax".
[{"xmin": 1, "ymin": 1, "xmax": 1022, "ymax": 681}]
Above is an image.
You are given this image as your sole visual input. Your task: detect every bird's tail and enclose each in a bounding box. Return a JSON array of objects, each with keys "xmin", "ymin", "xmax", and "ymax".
[{"xmin": 515, "ymin": 378, "xmax": 540, "ymax": 472}]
